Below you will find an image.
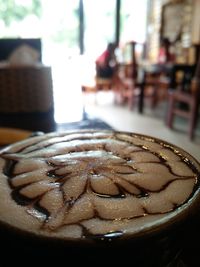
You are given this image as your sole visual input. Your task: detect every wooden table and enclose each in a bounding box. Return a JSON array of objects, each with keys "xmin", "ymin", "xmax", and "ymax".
[
  {"xmin": 137, "ymin": 62, "xmax": 197, "ymax": 114},
  {"xmin": 137, "ymin": 62, "xmax": 173, "ymax": 113}
]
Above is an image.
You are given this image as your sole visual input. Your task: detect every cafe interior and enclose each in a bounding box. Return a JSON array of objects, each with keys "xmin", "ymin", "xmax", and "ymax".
[
  {"xmin": 0, "ymin": 0, "xmax": 199, "ymax": 161},
  {"xmin": 0, "ymin": 2, "xmax": 200, "ymax": 266}
]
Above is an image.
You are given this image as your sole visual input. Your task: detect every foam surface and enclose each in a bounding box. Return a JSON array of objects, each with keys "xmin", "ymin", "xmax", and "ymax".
[{"xmin": 0, "ymin": 130, "xmax": 199, "ymax": 240}]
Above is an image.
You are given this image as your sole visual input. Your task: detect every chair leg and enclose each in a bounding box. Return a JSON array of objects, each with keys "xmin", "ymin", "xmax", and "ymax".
[
  {"xmin": 189, "ymin": 100, "xmax": 197, "ymax": 140},
  {"xmin": 128, "ymin": 93, "xmax": 135, "ymax": 110},
  {"xmin": 151, "ymin": 86, "xmax": 158, "ymax": 109},
  {"xmin": 166, "ymin": 94, "xmax": 175, "ymax": 129}
]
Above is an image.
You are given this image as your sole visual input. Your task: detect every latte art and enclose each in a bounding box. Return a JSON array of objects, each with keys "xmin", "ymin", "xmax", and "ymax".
[{"xmin": 0, "ymin": 130, "xmax": 199, "ymax": 241}]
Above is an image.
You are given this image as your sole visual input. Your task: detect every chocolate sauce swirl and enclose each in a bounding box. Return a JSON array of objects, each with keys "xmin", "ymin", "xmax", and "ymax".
[{"xmin": 0, "ymin": 130, "xmax": 199, "ymax": 240}]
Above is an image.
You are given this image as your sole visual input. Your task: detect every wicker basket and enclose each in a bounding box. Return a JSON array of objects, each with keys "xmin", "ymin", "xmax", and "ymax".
[
  {"xmin": 0, "ymin": 65, "xmax": 55, "ymax": 132},
  {"xmin": 0, "ymin": 65, "xmax": 54, "ymax": 113}
]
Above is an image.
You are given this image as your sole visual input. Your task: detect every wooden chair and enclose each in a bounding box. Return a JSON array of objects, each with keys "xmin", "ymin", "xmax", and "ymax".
[
  {"xmin": 115, "ymin": 41, "xmax": 137, "ymax": 107},
  {"xmin": 166, "ymin": 61, "xmax": 200, "ymax": 140},
  {"xmin": 82, "ymin": 64, "xmax": 119, "ymax": 105},
  {"xmin": 117, "ymin": 42, "xmax": 167, "ymax": 110},
  {"xmin": 95, "ymin": 76, "xmax": 114, "ymax": 91}
]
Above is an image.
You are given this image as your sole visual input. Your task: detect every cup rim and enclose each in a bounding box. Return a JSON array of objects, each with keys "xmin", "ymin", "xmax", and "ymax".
[{"xmin": 0, "ymin": 130, "xmax": 200, "ymax": 245}]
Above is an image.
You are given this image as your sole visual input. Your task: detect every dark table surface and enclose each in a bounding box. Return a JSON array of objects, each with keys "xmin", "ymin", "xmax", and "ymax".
[{"xmin": 56, "ymin": 117, "xmax": 113, "ymax": 132}]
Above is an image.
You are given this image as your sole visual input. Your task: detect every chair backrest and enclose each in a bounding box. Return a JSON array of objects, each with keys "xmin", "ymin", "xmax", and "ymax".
[
  {"xmin": 119, "ymin": 41, "xmax": 144, "ymax": 80},
  {"xmin": 0, "ymin": 65, "xmax": 55, "ymax": 132},
  {"xmin": 191, "ymin": 51, "xmax": 200, "ymax": 98},
  {"xmin": 130, "ymin": 42, "xmax": 138, "ymax": 80},
  {"xmin": 169, "ymin": 64, "xmax": 196, "ymax": 92}
]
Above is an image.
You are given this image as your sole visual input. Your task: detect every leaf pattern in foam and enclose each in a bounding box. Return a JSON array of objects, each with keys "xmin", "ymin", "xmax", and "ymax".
[{"xmin": 1, "ymin": 131, "xmax": 199, "ymax": 236}]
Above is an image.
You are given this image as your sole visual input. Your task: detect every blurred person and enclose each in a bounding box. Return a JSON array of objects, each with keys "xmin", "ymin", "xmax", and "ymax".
[
  {"xmin": 95, "ymin": 42, "xmax": 117, "ymax": 79},
  {"xmin": 158, "ymin": 37, "xmax": 175, "ymax": 64}
]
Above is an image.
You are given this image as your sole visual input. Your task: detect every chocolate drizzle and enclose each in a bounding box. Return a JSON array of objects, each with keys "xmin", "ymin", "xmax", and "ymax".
[{"xmin": 0, "ymin": 131, "xmax": 199, "ymax": 240}]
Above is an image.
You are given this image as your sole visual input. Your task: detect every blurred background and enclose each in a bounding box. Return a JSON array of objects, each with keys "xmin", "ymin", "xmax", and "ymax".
[{"xmin": 0, "ymin": 0, "xmax": 200, "ymax": 160}]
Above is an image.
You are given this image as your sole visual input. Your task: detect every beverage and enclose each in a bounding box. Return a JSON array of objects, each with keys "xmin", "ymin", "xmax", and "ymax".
[{"xmin": 0, "ymin": 130, "xmax": 199, "ymax": 265}]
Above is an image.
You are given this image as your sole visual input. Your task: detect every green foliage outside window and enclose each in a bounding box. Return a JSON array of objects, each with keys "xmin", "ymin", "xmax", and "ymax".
[
  {"xmin": 50, "ymin": 7, "xmax": 79, "ymax": 48},
  {"xmin": 0, "ymin": 0, "xmax": 42, "ymax": 26}
]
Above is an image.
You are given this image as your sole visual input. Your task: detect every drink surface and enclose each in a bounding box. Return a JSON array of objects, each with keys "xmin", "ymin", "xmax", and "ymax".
[{"xmin": 0, "ymin": 130, "xmax": 199, "ymax": 242}]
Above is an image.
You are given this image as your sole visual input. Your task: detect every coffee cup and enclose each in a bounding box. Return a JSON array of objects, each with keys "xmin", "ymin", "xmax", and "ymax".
[{"xmin": 0, "ymin": 130, "xmax": 199, "ymax": 266}]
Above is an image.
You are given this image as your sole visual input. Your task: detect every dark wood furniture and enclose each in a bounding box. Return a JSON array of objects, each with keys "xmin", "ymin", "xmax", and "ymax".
[
  {"xmin": 137, "ymin": 64, "xmax": 165, "ymax": 113},
  {"xmin": 123, "ymin": 62, "xmax": 171, "ymax": 113},
  {"xmin": 166, "ymin": 61, "xmax": 200, "ymax": 140},
  {"xmin": 116, "ymin": 42, "xmax": 157, "ymax": 110},
  {"xmin": 116, "ymin": 41, "xmax": 137, "ymax": 108},
  {"xmin": 116, "ymin": 40, "xmax": 171, "ymax": 111}
]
